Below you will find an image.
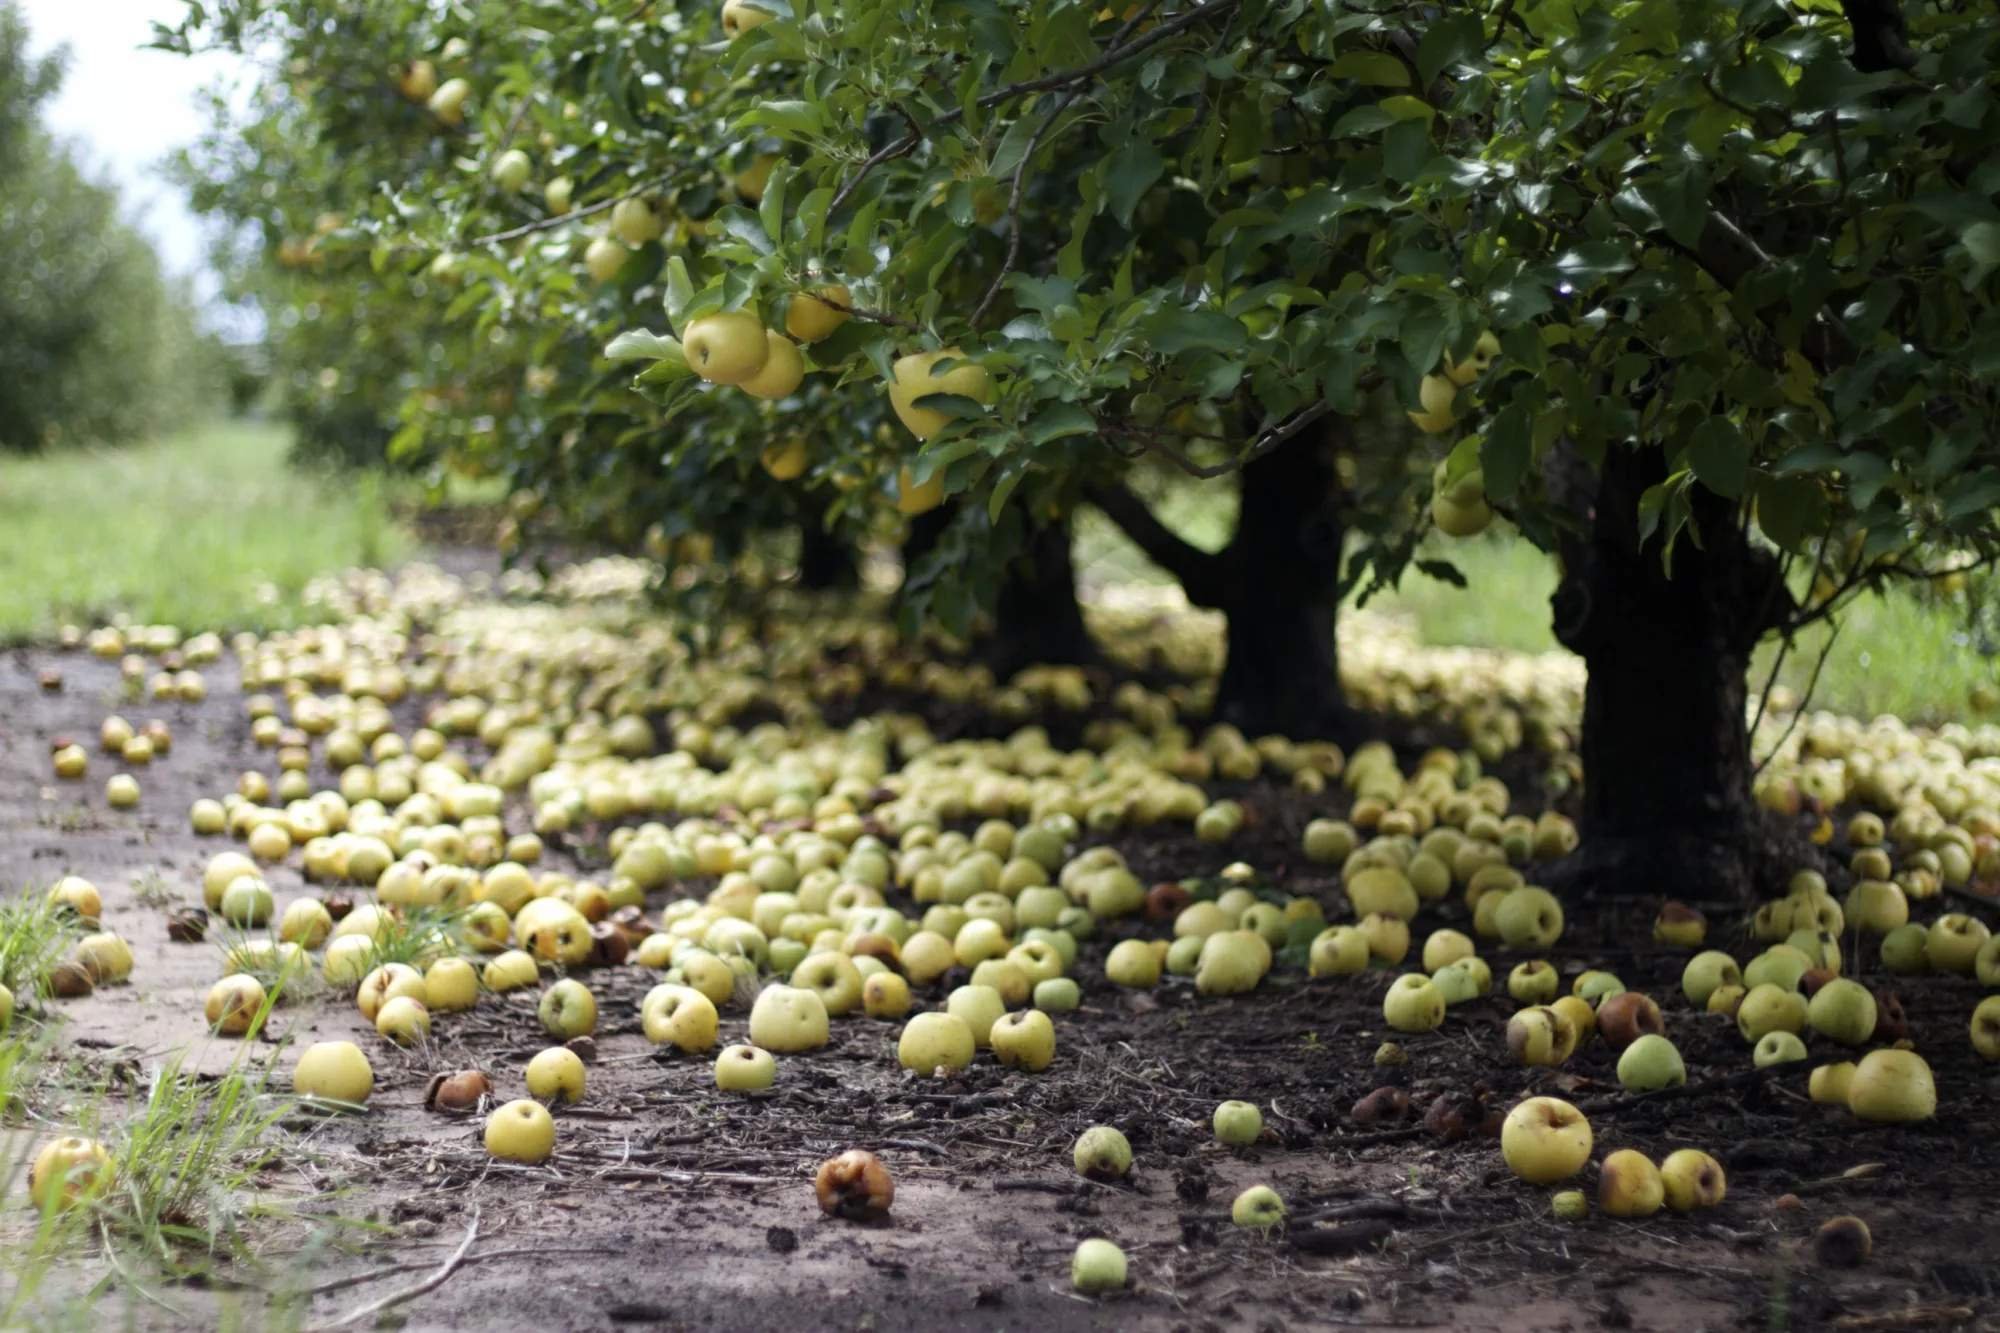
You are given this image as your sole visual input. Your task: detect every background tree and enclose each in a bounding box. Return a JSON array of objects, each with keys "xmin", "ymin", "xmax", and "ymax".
[{"xmin": 0, "ymin": 1, "xmax": 215, "ymax": 450}]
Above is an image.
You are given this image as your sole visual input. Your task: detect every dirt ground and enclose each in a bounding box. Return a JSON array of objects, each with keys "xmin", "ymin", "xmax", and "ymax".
[{"xmin": 5, "ymin": 570, "xmax": 2000, "ymax": 1333}]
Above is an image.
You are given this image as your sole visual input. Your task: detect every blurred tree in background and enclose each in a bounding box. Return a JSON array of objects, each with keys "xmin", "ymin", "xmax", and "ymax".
[{"xmin": 0, "ymin": 1, "xmax": 218, "ymax": 451}]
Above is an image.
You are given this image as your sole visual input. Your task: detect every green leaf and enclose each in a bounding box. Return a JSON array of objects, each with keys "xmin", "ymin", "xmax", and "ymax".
[
  {"xmin": 604, "ymin": 330, "xmax": 682, "ymax": 361},
  {"xmin": 1029, "ymin": 403, "xmax": 1096, "ymax": 446},
  {"xmin": 735, "ymin": 99, "xmax": 823, "ymax": 138},
  {"xmin": 987, "ymin": 464, "xmax": 1026, "ymax": 523},
  {"xmin": 1640, "ymin": 165, "xmax": 1709, "ymax": 249},
  {"xmin": 1685, "ymin": 415, "xmax": 1748, "ymax": 499},
  {"xmin": 1328, "ymin": 51, "xmax": 1410, "ymax": 87},
  {"xmin": 1752, "ymin": 473, "xmax": 1827, "ymax": 553},
  {"xmin": 1105, "ymin": 140, "xmax": 1166, "ymax": 229},
  {"xmin": 758, "ymin": 161, "xmax": 790, "ymax": 245},
  {"xmin": 1481, "ymin": 404, "xmax": 1531, "ymax": 502},
  {"xmin": 713, "ymin": 206, "xmax": 774, "ymax": 255},
  {"xmin": 1416, "ymin": 13, "xmax": 1484, "ymax": 85},
  {"xmin": 663, "ymin": 257, "xmax": 695, "ymax": 332},
  {"xmin": 1144, "ymin": 309, "xmax": 1247, "ymax": 354}
]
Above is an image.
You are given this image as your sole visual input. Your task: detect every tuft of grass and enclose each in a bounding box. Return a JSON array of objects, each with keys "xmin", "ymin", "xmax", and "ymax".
[
  {"xmin": 0, "ymin": 421, "xmax": 416, "ymax": 641},
  {"xmin": 0, "ymin": 891, "xmax": 80, "ymax": 1001}
]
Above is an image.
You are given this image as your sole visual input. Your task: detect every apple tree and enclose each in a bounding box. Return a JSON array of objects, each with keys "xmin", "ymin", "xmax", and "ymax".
[{"xmin": 172, "ymin": 0, "xmax": 2000, "ymax": 899}]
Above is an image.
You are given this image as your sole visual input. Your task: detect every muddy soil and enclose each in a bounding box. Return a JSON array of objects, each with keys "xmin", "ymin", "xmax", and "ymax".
[{"xmin": 5, "ymin": 592, "xmax": 1999, "ymax": 1333}]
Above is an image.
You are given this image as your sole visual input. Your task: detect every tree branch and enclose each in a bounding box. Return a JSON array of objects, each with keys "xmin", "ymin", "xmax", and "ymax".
[
  {"xmin": 828, "ymin": 105, "xmax": 924, "ymax": 215},
  {"xmin": 971, "ymin": 91, "xmax": 1079, "ymax": 328},
  {"xmin": 1084, "ymin": 481, "xmax": 1232, "ymax": 608},
  {"xmin": 466, "ymin": 174, "xmax": 672, "ymax": 247}
]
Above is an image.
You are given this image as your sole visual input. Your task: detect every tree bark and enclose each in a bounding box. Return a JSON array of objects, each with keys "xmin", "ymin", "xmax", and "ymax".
[
  {"xmin": 986, "ymin": 516, "xmax": 1097, "ymax": 676},
  {"xmin": 1210, "ymin": 424, "xmax": 1352, "ymax": 740},
  {"xmin": 1087, "ymin": 417, "xmax": 1354, "ymax": 741},
  {"xmin": 795, "ymin": 502, "xmax": 857, "ymax": 591},
  {"xmin": 1549, "ymin": 443, "xmax": 1793, "ymax": 902}
]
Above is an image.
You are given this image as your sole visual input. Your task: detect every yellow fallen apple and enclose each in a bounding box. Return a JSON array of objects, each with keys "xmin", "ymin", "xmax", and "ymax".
[
  {"xmin": 1499, "ymin": 1096, "xmax": 1592, "ymax": 1184},
  {"xmin": 293, "ymin": 1040, "xmax": 374, "ymax": 1105},
  {"xmin": 483, "ymin": 1098, "xmax": 556, "ymax": 1163}
]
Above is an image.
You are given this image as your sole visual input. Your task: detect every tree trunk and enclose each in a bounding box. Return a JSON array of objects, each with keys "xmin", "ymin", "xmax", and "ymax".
[
  {"xmin": 1085, "ymin": 418, "xmax": 1354, "ymax": 741},
  {"xmin": 986, "ymin": 516, "xmax": 1096, "ymax": 676},
  {"xmin": 796, "ymin": 506, "xmax": 857, "ymax": 590},
  {"xmin": 1550, "ymin": 444, "xmax": 1792, "ymax": 902},
  {"xmin": 1211, "ymin": 424, "xmax": 1352, "ymax": 740}
]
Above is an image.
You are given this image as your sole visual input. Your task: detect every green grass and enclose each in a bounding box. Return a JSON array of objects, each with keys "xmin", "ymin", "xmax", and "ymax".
[
  {"xmin": 1078, "ymin": 489, "xmax": 1997, "ymax": 726},
  {"xmin": 0, "ymin": 421, "xmax": 413, "ymax": 641}
]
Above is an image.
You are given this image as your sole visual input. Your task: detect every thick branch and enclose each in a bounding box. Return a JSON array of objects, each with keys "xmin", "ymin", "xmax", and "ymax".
[{"xmin": 1084, "ymin": 481, "xmax": 1231, "ymax": 608}]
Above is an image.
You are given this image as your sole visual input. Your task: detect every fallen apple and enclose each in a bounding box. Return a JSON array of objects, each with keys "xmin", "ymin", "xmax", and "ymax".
[
  {"xmin": 539, "ymin": 978, "xmax": 598, "ymax": 1039},
  {"xmin": 424, "ymin": 957, "xmax": 480, "ymax": 1013},
  {"xmin": 989, "ymin": 1009, "xmax": 1057, "ymax": 1072},
  {"xmin": 205, "ymin": 973, "xmax": 268, "ymax": 1036},
  {"xmin": 1212, "ymin": 1100, "xmax": 1263, "ymax": 1148},
  {"xmin": 1652, "ymin": 901, "xmax": 1708, "ymax": 948},
  {"xmin": 1595, "ymin": 991, "xmax": 1664, "ymax": 1049},
  {"xmin": 1809, "ymin": 1061, "xmax": 1856, "ymax": 1105},
  {"xmin": 1805, "ymin": 977, "xmax": 1877, "ymax": 1046},
  {"xmin": 1598, "ymin": 1149, "xmax": 1664, "ymax": 1218},
  {"xmin": 815, "ymin": 1149, "xmax": 894, "ymax": 1220},
  {"xmin": 1973, "ymin": 995, "xmax": 2000, "ymax": 1060},
  {"xmin": 1499, "ymin": 1096, "xmax": 1592, "ymax": 1184},
  {"xmin": 375, "ymin": 995, "xmax": 432, "ymax": 1045},
  {"xmin": 1615, "ymin": 1033, "xmax": 1686, "ymax": 1092},
  {"xmin": 28, "ymin": 1137, "xmax": 113, "ymax": 1210},
  {"xmin": 642, "ymin": 983, "xmax": 720, "ymax": 1053},
  {"xmin": 1071, "ymin": 1237, "xmax": 1128, "ymax": 1295},
  {"xmin": 1231, "ymin": 1184, "xmax": 1286, "ymax": 1231},
  {"xmin": 1550, "ymin": 1190, "xmax": 1587, "ymax": 1221},
  {"xmin": 1752, "ymin": 1030, "xmax": 1808, "ymax": 1067},
  {"xmin": 1736, "ymin": 983, "xmax": 1807, "ymax": 1043},
  {"xmin": 1508, "ymin": 959, "xmax": 1559, "ymax": 1005},
  {"xmin": 944, "ymin": 983, "xmax": 1006, "ymax": 1049},
  {"xmin": 1073, "ymin": 1125, "xmax": 1132, "ymax": 1180},
  {"xmin": 1382, "ymin": 973, "xmax": 1445, "ymax": 1033},
  {"xmin": 1659, "ymin": 1148, "xmax": 1727, "ymax": 1211},
  {"xmin": 483, "ymin": 1098, "xmax": 557, "ymax": 1163},
  {"xmin": 1845, "ymin": 1048, "xmax": 1935, "ymax": 1123},
  {"xmin": 525, "ymin": 1046, "xmax": 587, "ymax": 1104},
  {"xmin": 292, "ymin": 1040, "xmax": 374, "ymax": 1105},
  {"xmin": 715, "ymin": 1043, "xmax": 778, "ymax": 1092},
  {"xmin": 1680, "ymin": 951, "xmax": 1742, "ymax": 1006}
]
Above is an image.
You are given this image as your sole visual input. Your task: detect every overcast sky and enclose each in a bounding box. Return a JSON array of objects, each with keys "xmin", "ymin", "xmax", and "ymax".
[{"xmin": 20, "ymin": 0, "xmax": 245, "ymax": 296}]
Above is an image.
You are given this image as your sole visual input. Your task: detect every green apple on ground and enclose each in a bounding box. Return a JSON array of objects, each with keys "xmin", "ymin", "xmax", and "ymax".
[
  {"xmin": 1598, "ymin": 1149, "xmax": 1664, "ymax": 1218},
  {"xmin": 643, "ymin": 984, "xmax": 721, "ymax": 1052},
  {"xmin": 1615, "ymin": 1034, "xmax": 1686, "ymax": 1092},
  {"xmin": 292, "ymin": 1041, "xmax": 374, "ymax": 1104},
  {"xmin": 424, "ymin": 958, "xmax": 480, "ymax": 1012},
  {"xmin": 746, "ymin": 984, "xmax": 829, "ymax": 1052},
  {"xmin": 1680, "ymin": 951, "xmax": 1741, "ymax": 1006},
  {"xmin": 1752, "ymin": 1031, "xmax": 1809, "ymax": 1067},
  {"xmin": 1974, "ymin": 996, "xmax": 2000, "ymax": 1060},
  {"xmin": 1507, "ymin": 960, "xmax": 1559, "ymax": 1004},
  {"xmin": 716, "ymin": 1043, "xmax": 778, "ymax": 1091},
  {"xmin": 1659, "ymin": 1149, "xmax": 1727, "ymax": 1211},
  {"xmin": 1846, "ymin": 1049, "xmax": 1935, "ymax": 1123},
  {"xmin": 1806, "ymin": 978, "xmax": 1877, "ymax": 1045},
  {"xmin": 1231, "ymin": 1184, "xmax": 1286, "ymax": 1230},
  {"xmin": 1034, "ymin": 977, "xmax": 1082, "ymax": 1012},
  {"xmin": 1809, "ymin": 1061, "xmax": 1857, "ymax": 1104},
  {"xmin": 1550, "ymin": 1190, "xmax": 1587, "ymax": 1221},
  {"xmin": 484, "ymin": 1099, "xmax": 557, "ymax": 1163},
  {"xmin": 1737, "ymin": 984, "xmax": 1807, "ymax": 1042},
  {"xmin": 205, "ymin": 974, "xmax": 267, "ymax": 1036},
  {"xmin": 1212, "ymin": 1100, "xmax": 1263, "ymax": 1147},
  {"xmin": 1382, "ymin": 973, "xmax": 1445, "ymax": 1033},
  {"xmin": 28, "ymin": 1137, "xmax": 113, "ymax": 1211},
  {"xmin": 989, "ymin": 1009, "xmax": 1057, "ymax": 1072},
  {"xmin": 945, "ymin": 984, "xmax": 1006, "ymax": 1048},
  {"xmin": 1500, "ymin": 1097, "xmax": 1592, "ymax": 1184},
  {"xmin": 375, "ymin": 995, "xmax": 431, "ymax": 1045},
  {"xmin": 897, "ymin": 1011, "xmax": 976, "ymax": 1075},
  {"xmin": 1071, "ymin": 1238, "xmax": 1128, "ymax": 1294},
  {"xmin": 1073, "ymin": 1125, "xmax": 1133, "ymax": 1180},
  {"xmin": 539, "ymin": 979, "xmax": 598, "ymax": 1038}
]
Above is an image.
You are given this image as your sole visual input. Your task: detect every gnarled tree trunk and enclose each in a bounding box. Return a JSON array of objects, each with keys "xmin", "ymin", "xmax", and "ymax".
[
  {"xmin": 1550, "ymin": 444, "xmax": 1793, "ymax": 902},
  {"xmin": 987, "ymin": 515, "xmax": 1096, "ymax": 676},
  {"xmin": 1087, "ymin": 416, "xmax": 1354, "ymax": 741}
]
